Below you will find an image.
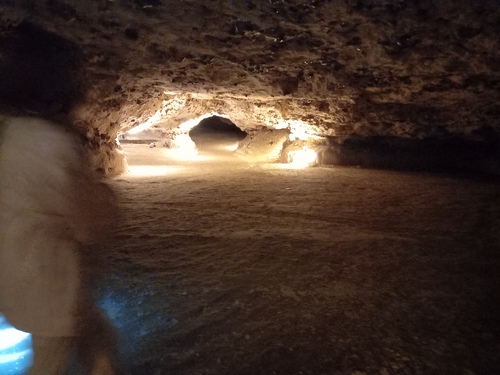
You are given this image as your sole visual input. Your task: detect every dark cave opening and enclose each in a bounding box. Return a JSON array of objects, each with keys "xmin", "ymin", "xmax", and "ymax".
[{"xmin": 189, "ymin": 116, "xmax": 247, "ymax": 154}]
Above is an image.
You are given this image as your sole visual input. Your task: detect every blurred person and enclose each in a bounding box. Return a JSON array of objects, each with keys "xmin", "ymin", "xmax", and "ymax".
[{"xmin": 0, "ymin": 22, "xmax": 120, "ymax": 374}]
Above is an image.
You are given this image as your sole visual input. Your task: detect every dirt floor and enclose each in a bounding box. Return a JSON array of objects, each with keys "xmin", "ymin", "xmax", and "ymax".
[{"xmin": 98, "ymin": 144, "xmax": 500, "ymax": 375}]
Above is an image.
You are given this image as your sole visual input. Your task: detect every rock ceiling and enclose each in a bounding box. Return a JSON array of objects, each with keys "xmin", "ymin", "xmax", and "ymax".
[{"xmin": 1, "ymin": 1, "xmax": 499, "ymax": 160}]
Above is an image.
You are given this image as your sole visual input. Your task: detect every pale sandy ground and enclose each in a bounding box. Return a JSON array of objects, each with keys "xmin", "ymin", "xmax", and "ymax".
[{"xmin": 97, "ymin": 144, "xmax": 500, "ymax": 375}]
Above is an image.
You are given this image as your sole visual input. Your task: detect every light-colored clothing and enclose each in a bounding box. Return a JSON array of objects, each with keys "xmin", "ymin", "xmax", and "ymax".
[{"xmin": 0, "ymin": 117, "xmax": 118, "ymax": 373}]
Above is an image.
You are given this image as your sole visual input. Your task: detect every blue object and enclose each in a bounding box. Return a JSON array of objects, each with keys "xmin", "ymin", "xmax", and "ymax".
[{"xmin": 0, "ymin": 314, "xmax": 33, "ymax": 374}]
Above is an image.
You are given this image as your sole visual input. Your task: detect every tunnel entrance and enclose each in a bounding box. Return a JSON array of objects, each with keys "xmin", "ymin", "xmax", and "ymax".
[{"xmin": 189, "ymin": 116, "xmax": 247, "ymax": 155}]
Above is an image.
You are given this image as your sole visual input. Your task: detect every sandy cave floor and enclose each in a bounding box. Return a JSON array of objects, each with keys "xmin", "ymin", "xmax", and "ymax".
[{"xmin": 95, "ymin": 144, "xmax": 500, "ymax": 375}]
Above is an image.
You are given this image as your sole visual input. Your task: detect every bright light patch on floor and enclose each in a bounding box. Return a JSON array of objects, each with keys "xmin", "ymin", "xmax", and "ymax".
[
  {"xmin": 288, "ymin": 147, "xmax": 317, "ymax": 168},
  {"xmin": 0, "ymin": 315, "xmax": 33, "ymax": 374},
  {"xmin": 169, "ymin": 133, "xmax": 199, "ymax": 161},
  {"xmin": 225, "ymin": 143, "xmax": 239, "ymax": 152},
  {"xmin": 126, "ymin": 165, "xmax": 174, "ymax": 177}
]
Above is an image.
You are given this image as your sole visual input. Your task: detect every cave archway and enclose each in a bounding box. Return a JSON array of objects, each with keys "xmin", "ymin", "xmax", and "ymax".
[{"xmin": 189, "ymin": 116, "xmax": 247, "ymax": 154}]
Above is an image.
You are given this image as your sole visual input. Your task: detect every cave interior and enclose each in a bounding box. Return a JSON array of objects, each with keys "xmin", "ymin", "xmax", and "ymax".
[
  {"xmin": 1, "ymin": 1, "xmax": 500, "ymax": 374},
  {"xmin": 0, "ymin": 0, "xmax": 499, "ymax": 176}
]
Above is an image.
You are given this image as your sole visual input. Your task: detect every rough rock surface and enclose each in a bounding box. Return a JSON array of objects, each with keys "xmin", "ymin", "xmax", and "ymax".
[{"xmin": 1, "ymin": 0, "xmax": 500, "ymax": 173}]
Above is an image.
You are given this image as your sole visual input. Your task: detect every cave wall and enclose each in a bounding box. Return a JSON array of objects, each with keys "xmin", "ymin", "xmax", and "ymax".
[{"xmin": 1, "ymin": 0, "xmax": 499, "ymax": 174}]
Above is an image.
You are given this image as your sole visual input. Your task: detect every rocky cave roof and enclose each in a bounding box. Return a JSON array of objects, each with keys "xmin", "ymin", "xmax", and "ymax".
[{"xmin": 0, "ymin": 0, "xmax": 499, "ymax": 143}]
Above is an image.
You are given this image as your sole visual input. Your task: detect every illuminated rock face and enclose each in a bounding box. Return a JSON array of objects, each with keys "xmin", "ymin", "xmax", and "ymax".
[{"xmin": 0, "ymin": 1, "xmax": 499, "ymax": 174}]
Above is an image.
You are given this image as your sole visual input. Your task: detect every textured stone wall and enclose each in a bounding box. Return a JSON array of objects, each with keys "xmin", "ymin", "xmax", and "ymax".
[{"xmin": 1, "ymin": 0, "xmax": 499, "ymax": 174}]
